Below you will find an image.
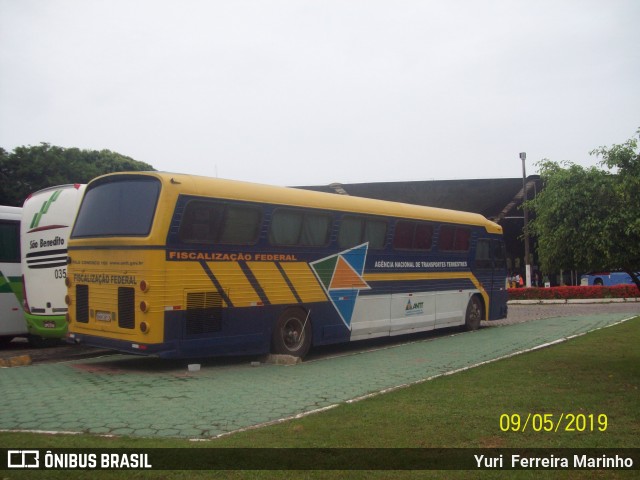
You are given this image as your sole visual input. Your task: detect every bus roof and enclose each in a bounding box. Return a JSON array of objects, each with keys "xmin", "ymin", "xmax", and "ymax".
[
  {"xmin": 90, "ymin": 171, "xmax": 503, "ymax": 234},
  {"xmin": 23, "ymin": 183, "xmax": 85, "ymax": 203},
  {"xmin": 0, "ymin": 205, "xmax": 22, "ymax": 219}
]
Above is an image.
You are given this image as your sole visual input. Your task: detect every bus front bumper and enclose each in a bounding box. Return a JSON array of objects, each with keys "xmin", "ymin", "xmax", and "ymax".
[{"xmin": 25, "ymin": 313, "xmax": 68, "ymax": 339}]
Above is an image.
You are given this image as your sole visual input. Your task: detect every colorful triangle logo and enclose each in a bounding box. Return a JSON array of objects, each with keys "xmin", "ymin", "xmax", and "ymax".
[
  {"xmin": 330, "ymin": 256, "xmax": 369, "ymax": 290},
  {"xmin": 310, "ymin": 243, "xmax": 370, "ymax": 329}
]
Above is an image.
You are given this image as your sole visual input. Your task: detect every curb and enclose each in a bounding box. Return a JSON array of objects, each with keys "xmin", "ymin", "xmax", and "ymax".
[
  {"xmin": 0, "ymin": 355, "xmax": 32, "ymax": 368},
  {"xmin": 509, "ymin": 297, "xmax": 640, "ymax": 305}
]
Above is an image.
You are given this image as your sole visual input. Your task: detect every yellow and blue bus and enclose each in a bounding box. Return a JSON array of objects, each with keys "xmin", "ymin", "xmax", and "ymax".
[{"xmin": 66, "ymin": 172, "xmax": 508, "ymax": 358}]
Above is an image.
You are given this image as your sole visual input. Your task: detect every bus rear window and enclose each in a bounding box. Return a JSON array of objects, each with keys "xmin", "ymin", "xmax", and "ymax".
[{"xmin": 71, "ymin": 177, "xmax": 160, "ymax": 237}]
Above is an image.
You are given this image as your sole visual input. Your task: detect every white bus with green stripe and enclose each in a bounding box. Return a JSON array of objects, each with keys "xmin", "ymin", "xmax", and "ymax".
[
  {"xmin": 21, "ymin": 184, "xmax": 85, "ymax": 339},
  {"xmin": 0, "ymin": 205, "xmax": 27, "ymax": 343}
]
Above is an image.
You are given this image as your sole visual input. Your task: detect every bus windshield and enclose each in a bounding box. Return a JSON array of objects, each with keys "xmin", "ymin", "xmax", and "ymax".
[{"xmin": 72, "ymin": 176, "xmax": 160, "ymax": 238}]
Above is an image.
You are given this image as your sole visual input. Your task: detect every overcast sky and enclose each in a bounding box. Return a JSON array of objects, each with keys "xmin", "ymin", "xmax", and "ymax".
[{"xmin": 1, "ymin": 0, "xmax": 638, "ymax": 186}]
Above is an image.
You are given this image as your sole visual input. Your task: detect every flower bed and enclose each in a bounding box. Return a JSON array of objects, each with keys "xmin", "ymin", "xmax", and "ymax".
[{"xmin": 508, "ymin": 285, "xmax": 639, "ymax": 301}]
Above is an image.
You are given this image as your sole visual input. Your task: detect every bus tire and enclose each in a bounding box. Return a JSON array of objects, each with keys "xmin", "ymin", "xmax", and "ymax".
[
  {"xmin": 464, "ymin": 295, "xmax": 483, "ymax": 331},
  {"xmin": 271, "ymin": 307, "xmax": 312, "ymax": 358}
]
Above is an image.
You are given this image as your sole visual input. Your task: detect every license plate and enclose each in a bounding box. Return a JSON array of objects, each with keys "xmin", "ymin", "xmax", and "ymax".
[
  {"xmin": 96, "ymin": 311, "xmax": 112, "ymax": 322},
  {"xmin": 43, "ymin": 321, "xmax": 56, "ymax": 329}
]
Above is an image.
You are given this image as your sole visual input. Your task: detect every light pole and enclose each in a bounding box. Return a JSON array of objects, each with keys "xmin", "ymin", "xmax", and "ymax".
[{"xmin": 520, "ymin": 152, "xmax": 531, "ymax": 287}]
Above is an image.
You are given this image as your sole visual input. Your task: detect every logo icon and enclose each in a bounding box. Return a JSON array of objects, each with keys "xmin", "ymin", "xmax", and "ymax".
[
  {"xmin": 310, "ymin": 243, "xmax": 370, "ymax": 329},
  {"xmin": 30, "ymin": 189, "xmax": 62, "ymax": 229},
  {"xmin": 7, "ymin": 450, "xmax": 40, "ymax": 469},
  {"xmin": 405, "ymin": 298, "xmax": 424, "ymax": 316}
]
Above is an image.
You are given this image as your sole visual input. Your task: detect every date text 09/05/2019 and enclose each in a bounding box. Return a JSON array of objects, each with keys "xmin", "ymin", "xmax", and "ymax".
[{"xmin": 499, "ymin": 413, "xmax": 608, "ymax": 433}]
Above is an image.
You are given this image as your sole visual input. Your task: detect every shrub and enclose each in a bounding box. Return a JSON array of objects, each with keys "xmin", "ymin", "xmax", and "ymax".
[{"xmin": 508, "ymin": 285, "xmax": 639, "ymax": 301}]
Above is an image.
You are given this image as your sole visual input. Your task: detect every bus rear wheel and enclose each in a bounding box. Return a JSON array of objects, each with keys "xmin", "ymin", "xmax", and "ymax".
[
  {"xmin": 464, "ymin": 296, "xmax": 483, "ymax": 331},
  {"xmin": 271, "ymin": 308, "xmax": 311, "ymax": 358}
]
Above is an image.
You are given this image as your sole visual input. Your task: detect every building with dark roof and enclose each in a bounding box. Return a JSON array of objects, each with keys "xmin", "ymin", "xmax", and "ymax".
[{"xmin": 298, "ymin": 176, "xmax": 542, "ymax": 277}]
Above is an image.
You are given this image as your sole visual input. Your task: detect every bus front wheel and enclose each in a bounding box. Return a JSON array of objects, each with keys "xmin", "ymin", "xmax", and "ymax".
[
  {"xmin": 271, "ymin": 308, "xmax": 312, "ymax": 358},
  {"xmin": 464, "ymin": 296, "xmax": 483, "ymax": 331}
]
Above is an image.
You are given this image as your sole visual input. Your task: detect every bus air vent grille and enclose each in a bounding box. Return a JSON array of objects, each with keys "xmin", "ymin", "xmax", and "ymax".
[
  {"xmin": 186, "ymin": 292, "xmax": 223, "ymax": 336},
  {"xmin": 118, "ymin": 287, "xmax": 135, "ymax": 329},
  {"xmin": 76, "ymin": 285, "xmax": 89, "ymax": 323}
]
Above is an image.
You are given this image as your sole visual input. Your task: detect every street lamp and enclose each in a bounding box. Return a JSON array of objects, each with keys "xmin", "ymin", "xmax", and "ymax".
[{"xmin": 520, "ymin": 152, "xmax": 531, "ymax": 287}]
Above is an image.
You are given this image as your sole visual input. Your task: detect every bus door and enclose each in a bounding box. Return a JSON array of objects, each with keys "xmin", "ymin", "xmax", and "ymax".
[{"xmin": 474, "ymin": 238, "xmax": 507, "ymax": 320}]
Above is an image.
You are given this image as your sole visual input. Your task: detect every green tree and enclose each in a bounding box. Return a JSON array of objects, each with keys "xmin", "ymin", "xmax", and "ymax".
[
  {"xmin": 527, "ymin": 129, "xmax": 640, "ymax": 290},
  {"xmin": 0, "ymin": 143, "xmax": 155, "ymax": 206}
]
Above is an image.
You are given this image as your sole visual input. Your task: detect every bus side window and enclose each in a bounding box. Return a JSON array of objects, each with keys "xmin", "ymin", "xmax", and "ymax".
[
  {"xmin": 364, "ymin": 219, "xmax": 387, "ymax": 249},
  {"xmin": 393, "ymin": 221, "xmax": 413, "ymax": 249},
  {"xmin": 454, "ymin": 228, "xmax": 470, "ymax": 251},
  {"xmin": 269, "ymin": 210, "xmax": 303, "ymax": 246},
  {"xmin": 338, "ymin": 216, "xmax": 364, "ymax": 248},
  {"xmin": 414, "ymin": 223, "xmax": 433, "ymax": 250},
  {"xmin": 339, "ymin": 216, "xmax": 387, "ymax": 249},
  {"xmin": 219, "ymin": 205, "xmax": 262, "ymax": 245},
  {"xmin": 300, "ymin": 212, "xmax": 332, "ymax": 246},
  {"xmin": 269, "ymin": 209, "xmax": 332, "ymax": 246},
  {"xmin": 179, "ymin": 201, "xmax": 224, "ymax": 244},
  {"xmin": 394, "ymin": 221, "xmax": 433, "ymax": 250},
  {"xmin": 475, "ymin": 239, "xmax": 492, "ymax": 269},
  {"xmin": 439, "ymin": 226, "xmax": 471, "ymax": 252}
]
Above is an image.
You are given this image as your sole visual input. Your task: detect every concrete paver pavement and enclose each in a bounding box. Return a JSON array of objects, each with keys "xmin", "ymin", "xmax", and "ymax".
[{"xmin": 0, "ymin": 312, "xmax": 636, "ymax": 440}]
